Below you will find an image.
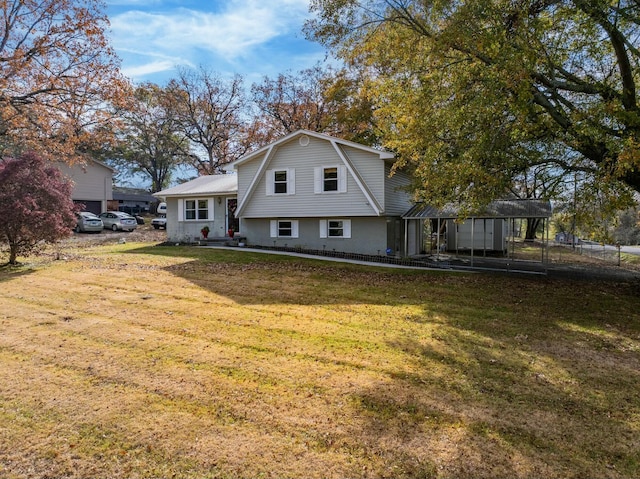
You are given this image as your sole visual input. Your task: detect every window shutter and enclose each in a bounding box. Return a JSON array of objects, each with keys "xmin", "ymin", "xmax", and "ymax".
[
  {"xmin": 291, "ymin": 220, "xmax": 299, "ymax": 238},
  {"xmin": 208, "ymin": 198, "xmax": 214, "ymax": 219},
  {"xmin": 314, "ymin": 167, "xmax": 322, "ymax": 194},
  {"xmin": 319, "ymin": 220, "xmax": 327, "ymax": 238},
  {"xmin": 338, "ymin": 165, "xmax": 347, "ymax": 193},
  {"xmin": 343, "ymin": 219, "xmax": 352, "ymax": 238},
  {"xmin": 177, "ymin": 199, "xmax": 184, "ymax": 221},
  {"xmin": 288, "ymin": 168, "xmax": 295, "ymax": 195},
  {"xmin": 270, "ymin": 220, "xmax": 277, "ymax": 238},
  {"xmin": 265, "ymin": 169, "xmax": 274, "ymax": 196}
]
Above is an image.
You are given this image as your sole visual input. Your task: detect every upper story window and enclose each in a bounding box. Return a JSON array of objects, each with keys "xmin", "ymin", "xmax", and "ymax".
[
  {"xmin": 266, "ymin": 168, "xmax": 295, "ymax": 196},
  {"xmin": 274, "ymin": 170, "xmax": 288, "ymax": 194},
  {"xmin": 315, "ymin": 165, "xmax": 347, "ymax": 193},
  {"xmin": 323, "ymin": 167, "xmax": 338, "ymax": 191}
]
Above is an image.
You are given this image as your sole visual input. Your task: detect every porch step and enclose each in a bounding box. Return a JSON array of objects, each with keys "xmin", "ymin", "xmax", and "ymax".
[{"xmin": 198, "ymin": 235, "xmax": 246, "ymax": 247}]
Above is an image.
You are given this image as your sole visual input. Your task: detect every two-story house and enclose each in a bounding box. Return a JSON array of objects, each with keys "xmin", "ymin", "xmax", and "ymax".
[
  {"xmin": 155, "ymin": 130, "xmax": 414, "ymax": 255},
  {"xmin": 228, "ymin": 130, "xmax": 413, "ymax": 256},
  {"xmin": 57, "ymin": 159, "xmax": 114, "ymax": 215}
]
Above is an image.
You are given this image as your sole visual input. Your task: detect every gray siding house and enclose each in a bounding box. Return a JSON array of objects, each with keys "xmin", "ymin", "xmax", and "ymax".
[
  {"xmin": 155, "ymin": 130, "xmax": 413, "ymax": 255},
  {"xmin": 58, "ymin": 159, "xmax": 113, "ymax": 215},
  {"xmin": 154, "ymin": 175, "xmax": 239, "ymax": 243},
  {"xmin": 229, "ymin": 130, "xmax": 413, "ymax": 256}
]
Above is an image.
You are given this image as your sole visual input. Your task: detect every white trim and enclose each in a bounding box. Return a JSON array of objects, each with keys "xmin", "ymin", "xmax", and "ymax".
[
  {"xmin": 227, "ymin": 129, "xmax": 394, "ymax": 169},
  {"xmin": 338, "ymin": 165, "xmax": 347, "ymax": 193},
  {"xmin": 314, "ymin": 165, "xmax": 345, "ymax": 194},
  {"xmin": 314, "ymin": 167, "xmax": 322, "ymax": 194},
  {"xmin": 208, "ymin": 198, "xmax": 214, "ymax": 220},
  {"xmin": 267, "ymin": 168, "xmax": 295, "ymax": 196},
  {"xmin": 288, "ymin": 168, "xmax": 295, "ymax": 195},
  {"xmin": 331, "ymin": 140, "xmax": 382, "ymax": 215},
  {"xmin": 182, "ymin": 198, "xmax": 212, "ymax": 221},
  {"xmin": 319, "ymin": 219, "xmax": 327, "ymax": 238},
  {"xmin": 266, "ymin": 169, "xmax": 274, "ymax": 196},
  {"xmin": 236, "ymin": 145, "xmax": 277, "ymax": 216},
  {"xmin": 177, "ymin": 198, "xmax": 184, "ymax": 221}
]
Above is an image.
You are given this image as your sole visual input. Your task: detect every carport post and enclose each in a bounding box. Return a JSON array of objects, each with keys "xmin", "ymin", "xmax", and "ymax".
[
  {"xmin": 470, "ymin": 218, "xmax": 474, "ymax": 268},
  {"xmin": 436, "ymin": 217, "xmax": 441, "ymax": 260}
]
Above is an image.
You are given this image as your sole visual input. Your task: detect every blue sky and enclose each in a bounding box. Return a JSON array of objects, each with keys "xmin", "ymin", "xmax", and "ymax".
[{"xmin": 105, "ymin": 0, "xmax": 328, "ymax": 85}]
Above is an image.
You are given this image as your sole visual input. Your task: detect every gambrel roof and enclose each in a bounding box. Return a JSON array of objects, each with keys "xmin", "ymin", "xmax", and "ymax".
[
  {"xmin": 227, "ymin": 129, "xmax": 394, "ymax": 169},
  {"xmin": 227, "ymin": 130, "xmax": 395, "ymax": 217}
]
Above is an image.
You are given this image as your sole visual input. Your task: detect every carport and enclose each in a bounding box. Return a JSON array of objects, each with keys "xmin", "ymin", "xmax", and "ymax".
[{"xmin": 402, "ymin": 199, "xmax": 553, "ymax": 267}]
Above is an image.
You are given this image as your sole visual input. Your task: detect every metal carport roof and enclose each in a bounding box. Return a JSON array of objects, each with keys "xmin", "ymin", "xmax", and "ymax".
[{"xmin": 402, "ymin": 199, "xmax": 553, "ymax": 220}]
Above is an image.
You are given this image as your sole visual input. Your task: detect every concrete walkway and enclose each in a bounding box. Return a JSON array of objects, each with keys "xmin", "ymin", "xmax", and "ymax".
[{"xmin": 199, "ymin": 244, "xmax": 640, "ymax": 281}]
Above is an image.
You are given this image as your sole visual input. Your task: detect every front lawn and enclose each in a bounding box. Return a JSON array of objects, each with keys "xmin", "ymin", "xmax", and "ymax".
[{"xmin": 1, "ymin": 242, "xmax": 639, "ymax": 478}]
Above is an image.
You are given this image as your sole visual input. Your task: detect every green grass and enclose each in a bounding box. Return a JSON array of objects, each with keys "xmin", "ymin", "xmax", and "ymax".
[{"xmin": 0, "ymin": 241, "xmax": 639, "ymax": 478}]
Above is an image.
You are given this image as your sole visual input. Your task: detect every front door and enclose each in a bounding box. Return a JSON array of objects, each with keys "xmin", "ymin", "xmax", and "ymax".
[{"xmin": 226, "ymin": 198, "xmax": 239, "ymax": 233}]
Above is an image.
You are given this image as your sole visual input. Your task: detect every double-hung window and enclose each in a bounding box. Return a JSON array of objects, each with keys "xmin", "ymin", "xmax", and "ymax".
[
  {"xmin": 323, "ymin": 167, "xmax": 338, "ymax": 192},
  {"xmin": 180, "ymin": 198, "xmax": 212, "ymax": 221},
  {"xmin": 270, "ymin": 219, "xmax": 299, "ymax": 238},
  {"xmin": 274, "ymin": 170, "xmax": 288, "ymax": 194},
  {"xmin": 266, "ymin": 169, "xmax": 295, "ymax": 195},
  {"xmin": 319, "ymin": 219, "xmax": 351, "ymax": 238},
  {"xmin": 314, "ymin": 165, "xmax": 347, "ymax": 193}
]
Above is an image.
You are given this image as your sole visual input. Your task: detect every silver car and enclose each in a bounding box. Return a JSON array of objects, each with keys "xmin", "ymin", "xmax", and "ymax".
[
  {"xmin": 99, "ymin": 211, "xmax": 138, "ymax": 232},
  {"xmin": 75, "ymin": 211, "xmax": 104, "ymax": 233}
]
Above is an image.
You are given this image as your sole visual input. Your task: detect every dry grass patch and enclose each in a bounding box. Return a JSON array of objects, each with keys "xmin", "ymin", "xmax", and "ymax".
[{"xmin": 1, "ymin": 242, "xmax": 639, "ymax": 478}]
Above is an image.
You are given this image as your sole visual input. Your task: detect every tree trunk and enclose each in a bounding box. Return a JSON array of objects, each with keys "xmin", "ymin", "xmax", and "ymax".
[
  {"xmin": 8, "ymin": 242, "xmax": 18, "ymax": 264},
  {"xmin": 525, "ymin": 218, "xmax": 540, "ymax": 240}
]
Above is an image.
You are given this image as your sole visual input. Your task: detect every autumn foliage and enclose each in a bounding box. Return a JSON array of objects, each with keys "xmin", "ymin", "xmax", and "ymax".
[
  {"xmin": 0, "ymin": 0, "xmax": 130, "ymax": 163},
  {"xmin": 0, "ymin": 152, "xmax": 77, "ymax": 264}
]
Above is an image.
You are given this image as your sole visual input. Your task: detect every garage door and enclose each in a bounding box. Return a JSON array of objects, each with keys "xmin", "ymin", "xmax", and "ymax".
[{"xmin": 74, "ymin": 200, "xmax": 101, "ymax": 215}]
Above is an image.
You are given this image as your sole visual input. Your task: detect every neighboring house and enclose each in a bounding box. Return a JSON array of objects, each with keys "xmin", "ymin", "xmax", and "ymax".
[
  {"xmin": 111, "ymin": 187, "xmax": 158, "ymax": 215},
  {"xmin": 154, "ymin": 175, "xmax": 239, "ymax": 242},
  {"xmin": 228, "ymin": 130, "xmax": 414, "ymax": 256},
  {"xmin": 58, "ymin": 159, "xmax": 113, "ymax": 215}
]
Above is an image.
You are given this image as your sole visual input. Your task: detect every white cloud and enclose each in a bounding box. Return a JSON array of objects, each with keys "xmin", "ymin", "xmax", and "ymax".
[
  {"xmin": 121, "ymin": 60, "xmax": 182, "ymax": 80},
  {"xmin": 110, "ymin": 1, "xmax": 311, "ymax": 60},
  {"xmin": 108, "ymin": 1, "xmax": 323, "ymax": 82}
]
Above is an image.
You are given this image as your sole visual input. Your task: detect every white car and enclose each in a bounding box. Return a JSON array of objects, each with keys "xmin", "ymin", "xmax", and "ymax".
[
  {"xmin": 99, "ymin": 211, "xmax": 138, "ymax": 232},
  {"xmin": 151, "ymin": 215, "xmax": 167, "ymax": 229}
]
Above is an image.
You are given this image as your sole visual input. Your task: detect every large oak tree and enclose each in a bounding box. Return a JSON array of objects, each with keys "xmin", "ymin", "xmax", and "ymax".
[
  {"xmin": 166, "ymin": 67, "xmax": 251, "ymax": 174},
  {"xmin": 0, "ymin": 0, "xmax": 129, "ymax": 161},
  {"xmin": 306, "ymin": 0, "xmax": 640, "ymax": 208},
  {"xmin": 250, "ymin": 66, "xmax": 378, "ymax": 146},
  {"xmin": 114, "ymin": 83, "xmax": 190, "ymax": 192}
]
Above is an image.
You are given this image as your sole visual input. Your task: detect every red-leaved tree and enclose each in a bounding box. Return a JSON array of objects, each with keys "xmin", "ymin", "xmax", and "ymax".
[{"xmin": 0, "ymin": 152, "xmax": 77, "ymax": 264}]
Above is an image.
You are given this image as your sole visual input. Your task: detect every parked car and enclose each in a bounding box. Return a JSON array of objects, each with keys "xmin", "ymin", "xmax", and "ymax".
[
  {"xmin": 151, "ymin": 215, "xmax": 167, "ymax": 229},
  {"xmin": 75, "ymin": 211, "xmax": 104, "ymax": 233},
  {"xmin": 99, "ymin": 211, "xmax": 138, "ymax": 232},
  {"xmin": 132, "ymin": 214, "xmax": 145, "ymax": 225}
]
